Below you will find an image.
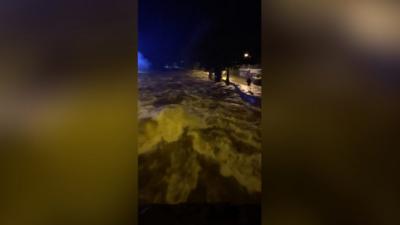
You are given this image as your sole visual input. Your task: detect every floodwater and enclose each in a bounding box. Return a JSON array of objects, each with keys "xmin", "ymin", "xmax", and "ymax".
[{"xmin": 138, "ymin": 70, "xmax": 261, "ymax": 204}]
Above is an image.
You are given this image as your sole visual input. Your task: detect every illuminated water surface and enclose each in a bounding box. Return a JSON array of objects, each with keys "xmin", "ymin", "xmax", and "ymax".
[{"xmin": 138, "ymin": 70, "xmax": 261, "ymax": 204}]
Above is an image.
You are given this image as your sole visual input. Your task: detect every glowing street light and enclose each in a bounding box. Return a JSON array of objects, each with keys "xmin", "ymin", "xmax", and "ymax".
[{"xmin": 244, "ymin": 52, "xmax": 250, "ymax": 58}]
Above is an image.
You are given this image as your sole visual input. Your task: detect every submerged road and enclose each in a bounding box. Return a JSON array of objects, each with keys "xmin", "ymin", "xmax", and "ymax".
[{"xmin": 138, "ymin": 70, "xmax": 261, "ymax": 204}]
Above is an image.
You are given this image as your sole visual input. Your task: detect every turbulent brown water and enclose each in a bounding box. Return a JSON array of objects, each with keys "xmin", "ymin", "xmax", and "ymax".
[{"xmin": 138, "ymin": 70, "xmax": 261, "ymax": 204}]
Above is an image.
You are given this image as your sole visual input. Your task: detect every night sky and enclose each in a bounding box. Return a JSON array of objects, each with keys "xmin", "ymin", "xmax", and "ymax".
[{"xmin": 139, "ymin": 0, "xmax": 261, "ymax": 68}]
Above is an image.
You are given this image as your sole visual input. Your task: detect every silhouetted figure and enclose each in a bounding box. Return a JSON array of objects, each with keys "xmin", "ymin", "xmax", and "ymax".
[
  {"xmin": 247, "ymin": 77, "xmax": 251, "ymax": 86},
  {"xmin": 225, "ymin": 68, "xmax": 230, "ymax": 85},
  {"xmin": 214, "ymin": 69, "xmax": 222, "ymax": 82}
]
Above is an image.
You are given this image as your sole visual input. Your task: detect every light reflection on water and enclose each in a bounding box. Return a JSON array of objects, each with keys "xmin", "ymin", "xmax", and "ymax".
[{"xmin": 138, "ymin": 70, "xmax": 261, "ymax": 204}]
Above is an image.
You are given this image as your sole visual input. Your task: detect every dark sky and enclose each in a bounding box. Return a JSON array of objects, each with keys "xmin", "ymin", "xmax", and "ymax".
[{"xmin": 139, "ymin": 0, "xmax": 261, "ymax": 68}]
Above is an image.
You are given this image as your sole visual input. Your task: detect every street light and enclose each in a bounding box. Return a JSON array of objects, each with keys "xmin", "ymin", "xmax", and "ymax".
[{"xmin": 243, "ymin": 52, "xmax": 251, "ymax": 68}]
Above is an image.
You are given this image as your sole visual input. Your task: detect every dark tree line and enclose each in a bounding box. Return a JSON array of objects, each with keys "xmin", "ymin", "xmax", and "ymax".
[{"xmin": 192, "ymin": 0, "xmax": 261, "ymax": 82}]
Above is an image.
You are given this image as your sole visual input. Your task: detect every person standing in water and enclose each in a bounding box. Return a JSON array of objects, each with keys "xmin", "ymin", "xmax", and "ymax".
[{"xmin": 246, "ymin": 70, "xmax": 252, "ymax": 86}]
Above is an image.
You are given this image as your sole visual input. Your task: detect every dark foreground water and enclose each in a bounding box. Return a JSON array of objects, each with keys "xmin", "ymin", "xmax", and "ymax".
[
  {"xmin": 138, "ymin": 70, "xmax": 261, "ymax": 204},
  {"xmin": 139, "ymin": 204, "xmax": 260, "ymax": 225}
]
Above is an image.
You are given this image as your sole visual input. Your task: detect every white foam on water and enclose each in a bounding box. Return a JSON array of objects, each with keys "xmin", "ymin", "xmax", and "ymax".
[
  {"xmin": 138, "ymin": 106, "xmax": 207, "ymax": 154},
  {"xmin": 138, "ymin": 71, "xmax": 261, "ymax": 203}
]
